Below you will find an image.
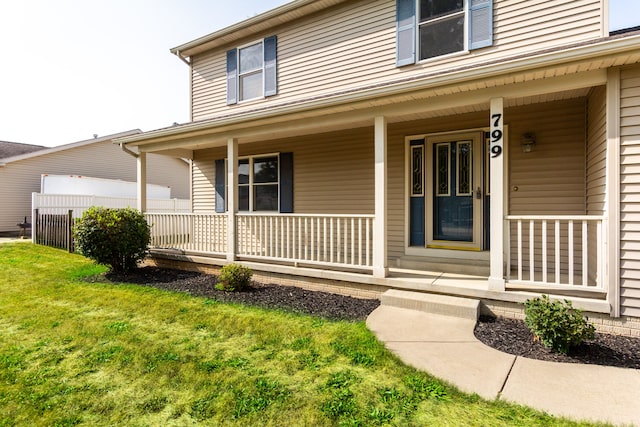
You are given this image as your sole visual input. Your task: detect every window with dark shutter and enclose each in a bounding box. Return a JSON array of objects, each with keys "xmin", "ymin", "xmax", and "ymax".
[
  {"xmin": 396, "ymin": 0, "xmax": 493, "ymax": 66},
  {"xmin": 226, "ymin": 36, "xmax": 278, "ymax": 103}
]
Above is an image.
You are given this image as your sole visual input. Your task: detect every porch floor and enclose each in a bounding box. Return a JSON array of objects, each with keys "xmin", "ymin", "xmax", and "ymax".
[{"xmin": 149, "ymin": 249, "xmax": 611, "ymax": 314}]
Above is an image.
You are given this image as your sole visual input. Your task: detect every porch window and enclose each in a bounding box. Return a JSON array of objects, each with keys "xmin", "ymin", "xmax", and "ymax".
[
  {"xmin": 226, "ymin": 36, "xmax": 278, "ymax": 105},
  {"xmin": 215, "ymin": 152, "xmax": 293, "ymax": 213},
  {"xmin": 396, "ymin": 0, "xmax": 493, "ymax": 66},
  {"xmin": 239, "ymin": 155, "xmax": 279, "ymax": 212}
]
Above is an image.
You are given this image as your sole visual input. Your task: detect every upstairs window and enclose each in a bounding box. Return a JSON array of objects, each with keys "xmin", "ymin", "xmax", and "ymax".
[
  {"xmin": 226, "ymin": 36, "xmax": 277, "ymax": 105},
  {"xmin": 419, "ymin": 0, "xmax": 464, "ymax": 60},
  {"xmin": 396, "ymin": 0, "xmax": 493, "ymax": 66}
]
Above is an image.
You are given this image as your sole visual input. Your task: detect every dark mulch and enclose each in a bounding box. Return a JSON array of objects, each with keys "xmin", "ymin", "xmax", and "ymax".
[
  {"xmin": 474, "ymin": 315, "xmax": 640, "ymax": 369},
  {"xmin": 100, "ymin": 266, "xmax": 380, "ymax": 322},
  {"xmin": 92, "ymin": 266, "xmax": 640, "ymax": 369}
]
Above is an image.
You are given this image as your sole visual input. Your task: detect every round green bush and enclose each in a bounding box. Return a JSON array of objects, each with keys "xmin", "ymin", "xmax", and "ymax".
[
  {"xmin": 74, "ymin": 207, "xmax": 150, "ymax": 273},
  {"xmin": 524, "ymin": 294, "xmax": 595, "ymax": 354},
  {"xmin": 216, "ymin": 263, "xmax": 253, "ymax": 292}
]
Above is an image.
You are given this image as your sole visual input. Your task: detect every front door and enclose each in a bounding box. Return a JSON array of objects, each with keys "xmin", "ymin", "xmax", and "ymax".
[{"xmin": 426, "ymin": 132, "xmax": 483, "ymax": 250}]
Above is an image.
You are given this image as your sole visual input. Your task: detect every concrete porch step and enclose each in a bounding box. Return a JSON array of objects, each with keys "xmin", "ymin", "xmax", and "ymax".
[
  {"xmin": 381, "ymin": 289, "xmax": 480, "ymax": 320},
  {"xmin": 396, "ymin": 255, "xmax": 490, "ymax": 276}
]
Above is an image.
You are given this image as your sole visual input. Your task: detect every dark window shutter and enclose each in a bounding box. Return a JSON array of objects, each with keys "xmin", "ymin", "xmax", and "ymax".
[
  {"xmin": 469, "ymin": 0, "xmax": 493, "ymax": 50},
  {"xmin": 396, "ymin": 0, "xmax": 416, "ymax": 66},
  {"xmin": 226, "ymin": 49, "xmax": 238, "ymax": 105},
  {"xmin": 279, "ymin": 152, "xmax": 293, "ymax": 213},
  {"xmin": 264, "ymin": 35, "xmax": 278, "ymax": 97},
  {"xmin": 215, "ymin": 159, "xmax": 226, "ymax": 213}
]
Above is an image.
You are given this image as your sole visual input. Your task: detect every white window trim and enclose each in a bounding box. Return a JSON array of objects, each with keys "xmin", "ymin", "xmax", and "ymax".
[
  {"xmin": 416, "ymin": 0, "xmax": 469, "ymax": 63},
  {"xmin": 237, "ymin": 39, "xmax": 266, "ymax": 103},
  {"xmin": 234, "ymin": 153, "xmax": 280, "ymax": 212}
]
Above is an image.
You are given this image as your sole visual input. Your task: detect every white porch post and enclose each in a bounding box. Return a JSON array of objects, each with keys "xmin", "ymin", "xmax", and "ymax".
[
  {"xmin": 227, "ymin": 138, "xmax": 238, "ymax": 262},
  {"xmin": 373, "ymin": 116, "xmax": 388, "ymax": 278},
  {"xmin": 488, "ymin": 98, "xmax": 505, "ymax": 290},
  {"xmin": 606, "ymin": 68, "xmax": 621, "ymax": 317},
  {"xmin": 137, "ymin": 152, "xmax": 147, "ymax": 212}
]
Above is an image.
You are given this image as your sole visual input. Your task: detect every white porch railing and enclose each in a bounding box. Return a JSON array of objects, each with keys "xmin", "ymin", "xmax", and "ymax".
[
  {"xmin": 505, "ymin": 215, "xmax": 605, "ymax": 290},
  {"xmin": 236, "ymin": 214, "xmax": 374, "ymax": 270},
  {"xmin": 144, "ymin": 213, "xmax": 374, "ymax": 270},
  {"xmin": 145, "ymin": 213, "xmax": 227, "ymax": 255}
]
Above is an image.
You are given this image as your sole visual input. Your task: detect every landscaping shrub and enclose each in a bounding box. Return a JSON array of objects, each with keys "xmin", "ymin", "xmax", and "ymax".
[
  {"xmin": 524, "ymin": 294, "xmax": 595, "ymax": 354},
  {"xmin": 216, "ymin": 263, "xmax": 253, "ymax": 291},
  {"xmin": 216, "ymin": 264, "xmax": 253, "ymax": 292},
  {"xmin": 74, "ymin": 207, "xmax": 150, "ymax": 273}
]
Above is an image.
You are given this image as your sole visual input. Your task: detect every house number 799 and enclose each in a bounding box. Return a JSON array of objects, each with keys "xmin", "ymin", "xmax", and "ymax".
[{"xmin": 490, "ymin": 113, "xmax": 503, "ymax": 158}]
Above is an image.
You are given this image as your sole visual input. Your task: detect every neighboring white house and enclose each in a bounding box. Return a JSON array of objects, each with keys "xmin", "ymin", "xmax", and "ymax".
[{"xmin": 0, "ymin": 130, "xmax": 190, "ymax": 235}]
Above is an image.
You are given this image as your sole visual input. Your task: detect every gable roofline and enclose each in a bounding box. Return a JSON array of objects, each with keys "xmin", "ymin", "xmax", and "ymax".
[
  {"xmin": 170, "ymin": 0, "xmax": 349, "ymax": 60},
  {"xmin": 119, "ymin": 32, "xmax": 640, "ymax": 148},
  {"xmin": 0, "ymin": 129, "xmax": 142, "ymax": 167},
  {"xmin": 0, "ymin": 141, "xmax": 46, "ymax": 159}
]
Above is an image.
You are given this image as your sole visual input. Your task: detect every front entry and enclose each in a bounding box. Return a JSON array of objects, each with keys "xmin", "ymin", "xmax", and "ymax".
[{"xmin": 409, "ymin": 131, "xmax": 485, "ymax": 251}]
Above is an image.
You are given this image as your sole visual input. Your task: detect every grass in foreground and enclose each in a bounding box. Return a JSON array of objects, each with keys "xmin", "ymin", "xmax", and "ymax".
[{"xmin": 0, "ymin": 244, "xmax": 606, "ymax": 426}]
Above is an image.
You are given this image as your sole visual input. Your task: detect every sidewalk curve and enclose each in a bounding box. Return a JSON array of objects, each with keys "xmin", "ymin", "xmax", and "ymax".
[{"xmin": 367, "ymin": 305, "xmax": 640, "ymax": 426}]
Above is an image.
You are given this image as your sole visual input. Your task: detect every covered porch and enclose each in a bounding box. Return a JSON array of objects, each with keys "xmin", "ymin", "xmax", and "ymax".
[{"xmin": 120, "ymin": 67, "xmax": 619, "ymax": 316}]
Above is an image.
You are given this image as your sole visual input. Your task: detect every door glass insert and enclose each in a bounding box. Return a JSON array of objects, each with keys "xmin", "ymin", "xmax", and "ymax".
[
  {"xmin": 411, "ymin": 146, "xmax": 424, "ymax": 196},
  {"xmin": 457, "ymin": 141, "xmax": 472, "ymax": 196},
  {"xmin": 436, "ymin": 143, "xmax": 450, "ymax": 196}
]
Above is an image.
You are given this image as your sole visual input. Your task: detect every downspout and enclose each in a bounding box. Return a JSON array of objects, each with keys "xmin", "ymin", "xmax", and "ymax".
[{"xmin": 120, "ymin": 142, "xmax": 139, "ymax": 158}]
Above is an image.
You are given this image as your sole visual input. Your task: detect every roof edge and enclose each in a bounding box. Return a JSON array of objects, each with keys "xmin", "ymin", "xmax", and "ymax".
[
  {"xmin": 0, "ymin": 129, "xmax": 142, "ymax": 165},
  {"xmin": 171, "ymin": 0, "xmax": 348, "ymax": 58}
]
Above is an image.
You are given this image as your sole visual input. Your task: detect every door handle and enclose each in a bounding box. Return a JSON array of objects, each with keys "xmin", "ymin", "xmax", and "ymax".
[{"xmin": 475, "ymin": 187, "xmax": 482, "ymax": 199}]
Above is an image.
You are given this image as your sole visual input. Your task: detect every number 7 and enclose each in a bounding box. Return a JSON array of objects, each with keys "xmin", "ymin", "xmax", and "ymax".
[{"xmin": 491, "ymin": 113, "xmax": 502, "ymax": 128}]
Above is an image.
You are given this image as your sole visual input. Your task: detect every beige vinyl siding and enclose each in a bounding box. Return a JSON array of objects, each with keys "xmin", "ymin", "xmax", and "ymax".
[
  {"xmin": 191, "ymin": 0, "xmax": 603, "ymax": 121},
  {"xmin": 620, "ymin": 65, "xmax": 640, "ymax": 317},
  {"xmin": 586, "ymin": 86, "xmax": 607, "ymax": 283},
  {"xmin": 192, "ymin": 128, "xmax": 375, "ymax": 216},
  {"xmin": 0, "ymin": 141, "xmax": 189, "ymax": 233},
  {"xmin": 586, "ymin": 86, "xmax": 607, "ymax": 215}
]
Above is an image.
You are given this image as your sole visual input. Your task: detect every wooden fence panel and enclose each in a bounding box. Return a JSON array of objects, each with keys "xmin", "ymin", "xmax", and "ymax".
[{"xmin": 34, "ymin": 209, "xmax": 74, "ymax": 252}]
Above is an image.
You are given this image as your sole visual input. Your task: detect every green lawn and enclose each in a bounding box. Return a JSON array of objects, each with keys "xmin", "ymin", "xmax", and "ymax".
[{"xmin": 0, "ymin": 243, "xmax": 604, "ymax": 426}]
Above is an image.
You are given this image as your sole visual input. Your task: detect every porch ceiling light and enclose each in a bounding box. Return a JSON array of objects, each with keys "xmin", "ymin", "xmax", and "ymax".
[{"xmin": 521, "ymin": 132, "xmax": 536, "ymax": 153}]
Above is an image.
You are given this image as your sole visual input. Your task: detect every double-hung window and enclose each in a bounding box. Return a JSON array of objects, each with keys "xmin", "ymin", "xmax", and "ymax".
[
  {"xmin": 238, "ymin": 155, "xmax": 279, "ymax": 212},
  {"xmin": 215, "ymin": 152, "xmax": 293, "ymax": 213},
  {"xmin": 396, "ymin": 0, "xmax": 493, "ymax": 66},
  {"xmin": 227, "ymin": 36, "xmax": 277, "ymax": 104}
]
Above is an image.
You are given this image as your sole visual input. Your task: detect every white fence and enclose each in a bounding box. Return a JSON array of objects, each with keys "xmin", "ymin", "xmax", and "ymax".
[
  {"xmin": 32, "ymin": 193, "xmax": 190, "ymax": 220},
  {"xmin": 505, "ymin": 215, "xmax": 605, "ymax": 290}
]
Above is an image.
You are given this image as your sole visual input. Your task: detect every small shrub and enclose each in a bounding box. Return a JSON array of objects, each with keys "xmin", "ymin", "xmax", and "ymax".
[
  {"xmin": 524, "ymin": 294, "xmax": 595, "ymax": 354},
  {"xmin": 216, "ymin": 263, "xmax": 253, "ymax": 291},
  {"xmin": 73, "ymin": 207, "xmax": 150, "ymax": 273}
]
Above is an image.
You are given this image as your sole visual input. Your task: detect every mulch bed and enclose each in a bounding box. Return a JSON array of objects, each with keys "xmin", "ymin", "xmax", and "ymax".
[
  {"xmin": 90, "ymin": 266, "xmax": 640, "ymax": 369},
  {"xmin": 99, "ymin": 266, "xmax": 380, "ymax": 322},
  {"xmin": 474, "ymin": 315, "xmax": 640, "ymax": 369}
]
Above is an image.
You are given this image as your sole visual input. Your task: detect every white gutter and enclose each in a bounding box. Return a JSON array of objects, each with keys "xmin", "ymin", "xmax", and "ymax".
[
  {"xmin": 118, "ymin": 33, "xmax": 640, "ymax": 146},
  {"xmin": 119, "ymin": 142, "xmax": 139, "ymax": 158}
]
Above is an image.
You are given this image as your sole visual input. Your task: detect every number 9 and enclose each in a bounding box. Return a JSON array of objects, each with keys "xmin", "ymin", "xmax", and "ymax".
[
  {"xmin": 491, "ymin": 129, "xmax": 502, "ymax": 142},
  {"xmin": 491, "ymin": 145, "xmax": 502, "ymax": 158}
]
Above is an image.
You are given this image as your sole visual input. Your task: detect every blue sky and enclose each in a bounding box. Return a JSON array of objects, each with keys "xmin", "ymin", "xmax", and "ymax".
[{"xmin": 0, "ymin": 1, "xmax": 637, "ymax": 147}]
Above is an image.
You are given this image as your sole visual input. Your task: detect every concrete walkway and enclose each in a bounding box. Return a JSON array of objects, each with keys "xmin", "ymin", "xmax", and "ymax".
[{"xmin": 367, "ymin": 305, "xmax": 640, "ymax": 426}]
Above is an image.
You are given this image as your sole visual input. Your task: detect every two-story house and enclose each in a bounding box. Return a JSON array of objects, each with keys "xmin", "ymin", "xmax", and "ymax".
[{"xmin": 117, "ymin": 0, "xmax": 640, "ymax": 335}]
